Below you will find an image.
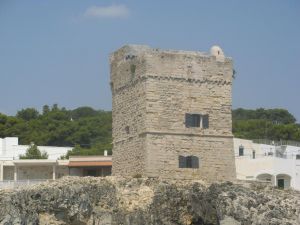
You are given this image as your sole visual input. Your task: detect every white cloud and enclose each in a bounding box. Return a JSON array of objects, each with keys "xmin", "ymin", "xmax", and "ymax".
[{"xmin": 83, "ymin": 4, "xmax": 130, "ymax": 19}]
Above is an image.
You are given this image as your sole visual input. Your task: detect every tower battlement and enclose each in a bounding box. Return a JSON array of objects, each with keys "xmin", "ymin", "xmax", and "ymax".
[{"xmin": 110, "ymin": 45, "xmax": 232, "ymax": 91}]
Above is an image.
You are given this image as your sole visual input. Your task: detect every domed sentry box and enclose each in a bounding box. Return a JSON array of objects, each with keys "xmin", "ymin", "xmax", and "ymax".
[{"xmin": 110, "ymin": 45, "xmax": 236, "ymax": 182}]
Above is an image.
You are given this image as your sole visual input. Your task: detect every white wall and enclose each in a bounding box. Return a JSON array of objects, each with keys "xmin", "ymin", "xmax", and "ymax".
[
  {"xmin": 295, "ymin": 159, "xmax": 300, "ymax": 190},
  {"xmin": 0, "ymin": 139, "xmax": 3, "ymax": 155},
  {"xmin": 233, "ymin": 138, "xmax": 276, "ymax": 158},
  {"xmin": 235, "ymin": 157, "xmax": 270, "ymax": 179},
  {"xmin": 16, "ymin": 145, "xmax": 72, "ymax": 160},
  {"xmin": 0, "ymin": 137, "xmax": 73, "ymax": 160},
  {"xmin": 234, "ymin": 138, "xmax": 300, "ymax": 191},
  {"xmin": 285, "ymin": 145, "xmax": 300, "ymax": 155},
  {"xmin": 0, "ymin": 137, "xmax": 18, "ymax": 156}
]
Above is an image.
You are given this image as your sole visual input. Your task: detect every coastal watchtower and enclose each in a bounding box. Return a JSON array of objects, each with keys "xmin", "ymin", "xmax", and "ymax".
[{"xmin": 110, "ymin": 45, "xmax": 236, "ymax": 181}]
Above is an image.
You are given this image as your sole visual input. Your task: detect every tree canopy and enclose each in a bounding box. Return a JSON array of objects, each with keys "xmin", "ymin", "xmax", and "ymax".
[
  {"xmin": 233, "ymin": 108, "xmax": 300, "ymax": 141},
  {"xmin": 233, "ymin": 108, "xmax": 296, "ymax": 124},
  {"xmin": 16, "ymin": 108, "xmax": 40, "ymax": 121},
  {"xmin": 0, "ymin": 105, "xmax": 112, "ymax": 158}
]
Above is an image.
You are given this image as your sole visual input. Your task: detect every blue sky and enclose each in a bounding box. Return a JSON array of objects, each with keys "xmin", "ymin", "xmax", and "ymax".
[{"xmin": 0, "ymin": 1, "xmax": 299, "ymax": 121}]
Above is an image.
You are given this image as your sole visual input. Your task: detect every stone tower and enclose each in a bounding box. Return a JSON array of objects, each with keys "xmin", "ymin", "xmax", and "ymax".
[{"xmin": 110, "ymin": 45, "xmax": 236, "ymax": 181}]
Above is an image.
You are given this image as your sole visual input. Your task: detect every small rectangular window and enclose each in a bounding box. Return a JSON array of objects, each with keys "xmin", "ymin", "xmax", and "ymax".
[
  {"xmin": 185, "ymin": 113, "xmax": 209, "ymax": 129},
  {"xmin": 178, "ymin": 155, "xmax": 199, "ymax": 168},
  {"xmin": 296, "ymin": 154, "xmax": 300, "ymax": 160},
  {"xmin": 239, "ymin": 145, "xmax": 244, "ymax": 156}
]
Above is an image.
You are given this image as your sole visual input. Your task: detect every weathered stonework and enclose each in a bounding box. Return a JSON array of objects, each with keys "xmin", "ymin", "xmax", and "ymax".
[{"xmin": 110, "ymin": 45, "xmax": 236, "ymax": 181}]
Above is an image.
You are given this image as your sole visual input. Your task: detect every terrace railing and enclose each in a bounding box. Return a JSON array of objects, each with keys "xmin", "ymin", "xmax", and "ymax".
[{"xmin": 253, "ymin": 139, "xmax": 300, "ymax": 147}]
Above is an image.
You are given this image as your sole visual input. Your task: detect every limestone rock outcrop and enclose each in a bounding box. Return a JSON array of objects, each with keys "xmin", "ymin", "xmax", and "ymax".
[{"xmin": 0, "ymin": 177, "xmax": 299, "ymax": 225}]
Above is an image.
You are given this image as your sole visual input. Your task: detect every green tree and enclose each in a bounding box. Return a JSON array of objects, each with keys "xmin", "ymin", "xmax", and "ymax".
[
  {"xmin": 64, "ymin": 142, "xmax": 112, "ymax": 159},
  {"xmin": 0, "ymin": 113, "xmax": 7, "ymax": 124},
  {"xmin": 71, "ymin": 106, "xmax": 98, "ymax": 120},
  {"xmin": 51, "ymin": 104, "xmax": 59, "ymax": 111},
  {"xmin": 42, "ymin": 105, "xmax": 50, "ymax": 115},
  {"xmin": 232, "ymin": 108, "xmax": 300, "ymax": 141},
  {"xmin": 1, "ymin": 106, "xmax": 113, "ymax": 150},
  {"xmin": 16, "ymin": 108, "xmax": 39, "ymax": 121},
  {"xmin": 19, "ymin": 144, "xmax": 48, "ymax": 159},
  {"xmin": 233, "ymin": 108, "xmax": 296, "ymax": 124}
]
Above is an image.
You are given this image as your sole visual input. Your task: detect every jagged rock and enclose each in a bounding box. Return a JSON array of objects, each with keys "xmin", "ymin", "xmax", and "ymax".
[{"xmin": 0, "ymin": 177, "xmax": 299, "ymax": 225}]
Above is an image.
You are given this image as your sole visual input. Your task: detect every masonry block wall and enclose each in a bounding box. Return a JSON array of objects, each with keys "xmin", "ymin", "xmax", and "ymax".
[{"xmin": 110, "ymin": 45, "xmax": 236, "ymax": 181}]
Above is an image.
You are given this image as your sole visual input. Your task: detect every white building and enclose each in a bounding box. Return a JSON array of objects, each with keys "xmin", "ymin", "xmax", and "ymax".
[
  {"xmin": 0, "ymin": 137, "xmax": 72, "ymax": 160},
  {"xmin": 0, "ymin": 159, "xmax": 69, "ymax": 183},
  {"xmin": 0, "ymin": 137, "xmax": 74, "ymax": 187},
  {"xmin": 0, "ymin": 155, "xmax": 112, "ymax": 189},
  {"xmin": 234, "ymin": 138, "xmax": 300, "ymax": 190}
]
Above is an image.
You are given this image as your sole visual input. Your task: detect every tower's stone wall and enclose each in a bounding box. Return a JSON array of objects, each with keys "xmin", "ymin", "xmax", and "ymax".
[
  {"xmin": 146, "ymin": 135, "xmax": 235, "ymax": 181},
  {"xmin": 110, "ymin": 45, "xmax": 236, "ymax": 181},
  {"xmin": 110, "ymin": 46, "xmax": 147, "ymax": 176}
]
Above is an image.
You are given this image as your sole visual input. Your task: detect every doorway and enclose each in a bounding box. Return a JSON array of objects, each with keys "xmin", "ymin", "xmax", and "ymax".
[{"xmin": 277, "ymin": 179, "xmax": 284, "ymax": 189}]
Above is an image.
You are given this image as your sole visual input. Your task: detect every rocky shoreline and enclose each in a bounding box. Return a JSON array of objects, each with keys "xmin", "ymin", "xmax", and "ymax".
[{"xmin": 0, "ymin": 176, "xmax": 299, "ymax": 225}]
